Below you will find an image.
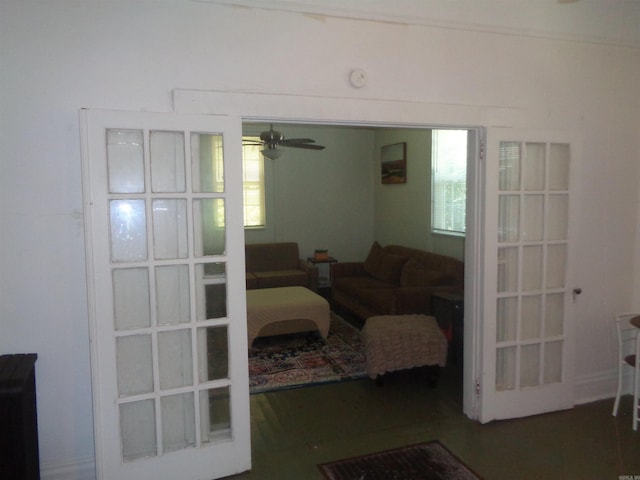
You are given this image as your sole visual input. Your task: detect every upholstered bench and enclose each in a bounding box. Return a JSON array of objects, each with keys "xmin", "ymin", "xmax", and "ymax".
[{"xmin": 360, "ymin": 314, "xmax": 448, "ymax": 382}]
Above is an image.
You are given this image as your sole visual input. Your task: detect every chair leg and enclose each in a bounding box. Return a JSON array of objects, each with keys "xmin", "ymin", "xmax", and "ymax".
[
  {"xmin": 634, "ymin": 367, "xmax": 639, "ymax": 431},
  {"xmin": 634, "ymin": 337, "xmax": 640, "ymax": 431},
  {"xmin": 612, "ymin": 367, "xmax": 623, "ymax": 416}
]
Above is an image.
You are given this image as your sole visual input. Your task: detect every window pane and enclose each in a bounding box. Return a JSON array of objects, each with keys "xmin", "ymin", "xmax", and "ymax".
[
  {"xmin": 431, "ymin": 130, "xmax": 467, "ymax": 234},
  {"xmin": 242, "ymin": 139, "xmax": 265, "ymax": 227}
]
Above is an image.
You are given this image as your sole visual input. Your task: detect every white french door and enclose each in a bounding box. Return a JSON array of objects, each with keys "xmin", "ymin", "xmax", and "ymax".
[
  {"xmin": 477, "ymin": 128, "xmax": 579, "ymax": 423},
  {"xmin": 80, "ymin": 109, "xmax": 251, "ymax": 479}
]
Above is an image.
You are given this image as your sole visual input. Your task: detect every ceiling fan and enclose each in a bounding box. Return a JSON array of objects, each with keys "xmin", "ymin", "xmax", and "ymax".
[{"xmin": 243, "ymin": 124, "xmax": 325, "ymax": 159}]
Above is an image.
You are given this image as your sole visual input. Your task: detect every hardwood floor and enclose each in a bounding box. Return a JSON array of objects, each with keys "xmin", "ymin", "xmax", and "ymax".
[{"xmin": 230, "ymin": 365, "xmax": 640, "ymax": 479}]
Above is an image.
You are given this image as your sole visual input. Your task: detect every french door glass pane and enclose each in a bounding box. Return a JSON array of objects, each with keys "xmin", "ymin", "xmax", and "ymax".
[
  {"xmin": 499, "ymin": 141, "xmax": 520, "ymax": 191},
  {"xmin": 116, "ymin": 334, "xmax": 153, "ymax": 396},
  {"xmin": 195, "ymin": 263, "xmax": 227, "ymax": 321},
  {"xmin": 496, "ymin": 346, "xmax": 516, "ymax": 391},
  {"xmin": 523, "ymin": 143, "xmax": 545, "ymax": 190},
  {"xmin": 120, "ymin": 400, "xmax": 157, "ymax": 461},
  {"xmin": 113, "ymin": 268, "xmax": 150, "ymax": 330},
  {"xmin": 522, "ymin": 195, "xmax": 544, "ymax": 241},
  {"xmin": 155, "ymin": 265, "xmax": 190, "ymax": 326},
  {"xmin": 498, "ymin": 195, "xmax": 519, "ymax": 242},
  {"xmin": 497, "ymin": 297, "xmax": 517, "ymax": 342},
  {"xmin": 152, "ymin": 199, "xmax": 188, "ymax": 259},
  {"xmin": 158, "ymin": 329, "xmax": 193, "ymax": 390},
  {"xmin": 200, "ymin": 387, "xmax": 231, "ymax": 442},
  {"xmin": 110, "ymin": 199, "xmax": 147, "ymax": 262},
  {"xmin": 546, "ymin": 244, "xmax": 567, "ymax": 289},
  {"xmin": 497, "ymin": 247, "xmax": 518, "ymax": 292},
  {"xmin": 522, "ymin": 246, "xmax": 543, "ymax": 291},
  {"xmin": 546, "ymin": 194, "xmax": 569, "ymax": 240},
  {"xmin": 107, "ymin": 129, "xmax": 144, "ymax": 194},
  {"xmin": 545, "ymin": 293, "xmax": 564, "ymax": 337},
  {"xmin": 161, "ymin": 393, "xmax": 196, "ymax": 453},
  {"xmin": 544, "ymin": 341, "xmax": 563, "ymax": 383},
  {"xmin": 192, "ymin": 133, "xmax": 224, "ymax": 193},
  {"xmin": 150, "ymin": 131, "xmax": 186, "ymax": 193},
  {"xmin": 520, "ymin": 344, "xmax": 540, "ymax": 387},
  {"xmin": 549, "ymin": 144, "xmax": 570, "ymax": 191},
  {"xmin": 194, "ymin": 199, "xmax": 226, "ymax": 256},
  {"xmin": 198, "ymin": 326, "xmax": 229, "ymax": 382},
  {"xmin": 520, "ymin": 295, "xmax": 541, "ymax": 340}
]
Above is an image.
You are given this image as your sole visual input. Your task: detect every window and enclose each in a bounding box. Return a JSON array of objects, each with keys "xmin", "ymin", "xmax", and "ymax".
[
  {"xmin": 431, "ymin": 129, "xmax": 467, "ymax": 235},
  {"xmin": 242, "ymin": 138, "xmax": 265, "ymax": 228}
]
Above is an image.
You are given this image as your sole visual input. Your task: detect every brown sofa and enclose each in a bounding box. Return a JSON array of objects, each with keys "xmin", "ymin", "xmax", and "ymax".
[
  {"xmin": 331, "ymin": 242, "xmax": 463, "ymax": 320},
  {"xmin": 245, "ymin": 242, "xmax": 319, "ymax": 291}
]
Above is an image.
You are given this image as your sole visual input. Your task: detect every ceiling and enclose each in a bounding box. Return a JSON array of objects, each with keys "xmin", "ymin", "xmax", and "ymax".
[{"xmin": 206, "ymin": 0, "xmax": 640, "ymax": 48}]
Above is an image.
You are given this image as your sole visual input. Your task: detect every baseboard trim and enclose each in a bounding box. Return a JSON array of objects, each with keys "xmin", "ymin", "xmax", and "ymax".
[
  {"xmin": 574, "ymin": 368, "xmax": 623, "ymax": 406},
  {"xmin": 41, "ymin": 456, "xmax": 95, "ymax": 480}
]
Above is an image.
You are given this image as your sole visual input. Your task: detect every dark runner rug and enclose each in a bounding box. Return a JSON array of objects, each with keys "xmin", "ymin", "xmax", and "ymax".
[
  {"xmin": 318, "ymin": 441, "xmax": 482, "ymax": 480},
  {"xmin": 249, "ymin": 314, "xmax": 366, "ymax": 394}
]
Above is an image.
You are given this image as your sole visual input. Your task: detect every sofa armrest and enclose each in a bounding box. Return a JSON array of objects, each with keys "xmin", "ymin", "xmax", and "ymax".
[{"xmin": 331, "ymin": 262, "xmax": 367, "ymax": 278}]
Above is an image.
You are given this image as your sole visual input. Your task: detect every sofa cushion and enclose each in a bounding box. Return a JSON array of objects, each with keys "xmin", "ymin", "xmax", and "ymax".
[
  {"xmin": 399, "ymin": 259, "xmax": 456, "ymax": 288},
  {"xmin": 246, "ymin": 242, "xmax": 299, "ymax": 272},
  {"xmin": 363, "ymin": 241, "xmax": 409, "ymax": 285},
  {"xmin": 254, "ymin": 270, "xmax": 308, "ymax": 289},
  {"xmin": 333, "ymin": 276, "xmax": 397, "ymax": 314}
]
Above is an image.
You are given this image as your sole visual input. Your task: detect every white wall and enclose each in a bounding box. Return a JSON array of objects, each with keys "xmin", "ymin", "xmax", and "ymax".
[
  {"xmin": 2, "ymin": 0, "xmax": 640, "ymax": 477},
  {"xmin": 373, "ymin": 128, "xmax": 465, "ymax": 261},
  {"xmin": 243, "ymin": 124, "xmax": 375, "ymax": 262}
]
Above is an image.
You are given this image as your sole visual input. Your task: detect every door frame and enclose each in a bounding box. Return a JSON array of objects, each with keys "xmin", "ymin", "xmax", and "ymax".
[{"xmin": 173, "ymin": 89, "xmax": 522, "ymax": 420}]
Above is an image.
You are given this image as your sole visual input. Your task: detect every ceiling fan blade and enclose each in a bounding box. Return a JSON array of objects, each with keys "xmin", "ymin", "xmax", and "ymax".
[
  {"xmin": 280, "ymin": 138, "xmax": 316, "ymax": 145},
  {"xmin": 283, "ymin": 143, "xmax": 326, "ymax": 150},
  {"xmin": 242, "ymin": 141, "xmax": 264, "ymax": 146}
]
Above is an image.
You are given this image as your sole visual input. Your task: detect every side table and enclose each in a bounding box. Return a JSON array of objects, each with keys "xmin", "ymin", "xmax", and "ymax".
[
  {"xmin": 431, "ymin": 292, "xmax": 464, "ymax": 368},
  {"xmin": 307, "ymin": 256, "xmax": 338, "ymax": 289}
]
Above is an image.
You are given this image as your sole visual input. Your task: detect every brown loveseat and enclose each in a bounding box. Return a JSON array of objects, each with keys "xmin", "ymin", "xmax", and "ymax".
[
  {"xmin": 331, "ymin": 242, "xmax": 463, "ymax": 320},
  {"xmin": 245, "ymin": 242, "xmax": 318, "ymax": 291}
]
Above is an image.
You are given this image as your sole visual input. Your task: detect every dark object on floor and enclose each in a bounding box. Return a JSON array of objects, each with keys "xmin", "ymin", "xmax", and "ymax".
[{"xmin": 318, "ymin": 441, "xmax": 482, "ymax": 480}]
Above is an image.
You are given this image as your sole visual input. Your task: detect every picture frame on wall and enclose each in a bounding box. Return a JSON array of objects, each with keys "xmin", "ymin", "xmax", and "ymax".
[{"xmin": 381, "ymin": 142, "xmax": 406, "ymax": 184}]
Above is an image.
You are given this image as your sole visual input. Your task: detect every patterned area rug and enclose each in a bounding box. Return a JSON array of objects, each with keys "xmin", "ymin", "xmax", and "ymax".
[
  {"xmin": 318, "ymin": 441, "xmax": 483, "ymax": 480},
  {"xmin": 249, "ymin": 314, "xmax": 366, "ymax": 394}
]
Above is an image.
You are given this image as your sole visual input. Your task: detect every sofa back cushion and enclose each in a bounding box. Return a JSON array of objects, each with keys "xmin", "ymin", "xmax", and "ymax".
[
  {"xmin": 399, "ymin": 258, "xmax": 455, "ymax": 288},
  {"xmin": 385, "ymin": 244, "xmax": 464, "ymax": 288},
  {"xmin": 363, "ymin": 241, "xmax": 409, "ymax": 285},
  {"xmin": 245, "ymin": 242, "xmax": 300, "ymax": 272}
]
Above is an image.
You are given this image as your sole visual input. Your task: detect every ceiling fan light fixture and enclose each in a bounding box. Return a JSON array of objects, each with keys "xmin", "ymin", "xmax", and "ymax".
[{"xmin": 261, "ymin": 147, "xmax": 282, "ymax": 160}]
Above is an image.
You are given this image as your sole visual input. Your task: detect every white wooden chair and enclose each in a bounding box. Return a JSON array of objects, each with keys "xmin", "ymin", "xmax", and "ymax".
[{"xmin": 612, "ymin": 312, "xmax": 640, "ymax": 431}]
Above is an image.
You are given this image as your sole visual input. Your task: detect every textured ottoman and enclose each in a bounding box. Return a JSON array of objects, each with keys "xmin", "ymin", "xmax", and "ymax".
[{"xmin": 361, "ymin": 314, "xmax": 448, "ymax": 381}]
